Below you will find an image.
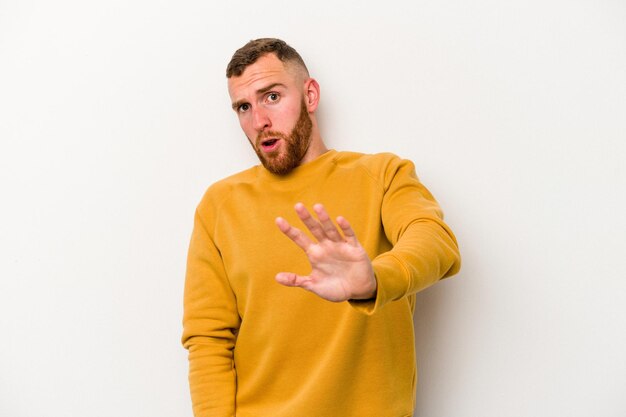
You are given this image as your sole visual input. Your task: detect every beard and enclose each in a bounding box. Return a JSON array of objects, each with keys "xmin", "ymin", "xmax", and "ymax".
[{"xmin": 252, "ymin": 99, "xmax": 313, "ymax": 175}]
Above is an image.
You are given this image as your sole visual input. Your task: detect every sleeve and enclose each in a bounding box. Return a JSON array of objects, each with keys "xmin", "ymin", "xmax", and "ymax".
[
  {"xmin": 350, "ymin": 156, "xmax": 461, "ymax": 314},
  {"xmin": 181, "ymin": 205, "xmax": 241, "ymax": 417}
]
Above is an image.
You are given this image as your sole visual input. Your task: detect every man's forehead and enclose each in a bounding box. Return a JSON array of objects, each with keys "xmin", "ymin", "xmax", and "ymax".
[{"xmin": 227, "ymin": 54, "xmax": 300, "ymax": 98}]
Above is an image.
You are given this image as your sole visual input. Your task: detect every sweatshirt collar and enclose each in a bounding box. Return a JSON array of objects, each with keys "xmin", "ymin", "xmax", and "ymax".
[{"xmin": 256, "ymin": 149, "xmax": 338, "ymax": 182}]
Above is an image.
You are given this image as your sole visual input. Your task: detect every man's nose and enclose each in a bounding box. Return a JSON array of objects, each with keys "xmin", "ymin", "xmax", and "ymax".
[{"xmin": 252, "ymin": 107, "xmax": 271, "ymax": 132}]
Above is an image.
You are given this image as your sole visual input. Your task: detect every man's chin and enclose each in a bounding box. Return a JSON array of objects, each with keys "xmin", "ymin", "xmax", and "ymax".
[
  {"xmin": 263, "ymin": 161, "xmax": 297, "ymax": 176},
  {"xmin": 260, "ymin": 153, "xmax": 299, "ymax": 176}
]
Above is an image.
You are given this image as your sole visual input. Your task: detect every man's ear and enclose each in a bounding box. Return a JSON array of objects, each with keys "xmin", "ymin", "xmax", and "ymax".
[{"xmin": 304, "ymin": 78, "xmax": 320, "ymax": 112}]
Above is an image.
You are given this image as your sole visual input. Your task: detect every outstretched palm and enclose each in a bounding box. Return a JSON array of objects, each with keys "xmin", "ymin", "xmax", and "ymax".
[{"xmin": 275, "ymin": 203, "xmax": 377, "ymax": 302}]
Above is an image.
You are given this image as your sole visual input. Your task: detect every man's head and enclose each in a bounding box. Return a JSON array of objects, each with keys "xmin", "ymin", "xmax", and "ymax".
[{"xmin": 226, "ymin": 38, "xmax": 325, "ymax": 175}]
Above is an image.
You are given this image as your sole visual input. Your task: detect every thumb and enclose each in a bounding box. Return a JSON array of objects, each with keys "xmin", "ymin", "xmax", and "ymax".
[{"xmin": 275, "ymin": 272, "xmax": 310, "ymax": 288}]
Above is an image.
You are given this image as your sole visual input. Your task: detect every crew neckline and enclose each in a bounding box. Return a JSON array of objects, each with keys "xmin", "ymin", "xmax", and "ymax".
[{"xmin": 256, "ymin": 149, "xmax": 338, "ymax": 182}]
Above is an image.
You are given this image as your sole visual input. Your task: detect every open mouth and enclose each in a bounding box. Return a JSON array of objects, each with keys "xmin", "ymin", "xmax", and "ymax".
[{"xmin": 260, "ymin": 138, "xmax": 280, "ymax": 152}]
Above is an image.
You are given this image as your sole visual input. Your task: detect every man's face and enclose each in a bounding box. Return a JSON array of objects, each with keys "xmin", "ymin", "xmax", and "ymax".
[{"xmin": 228, "ymin": 54, "xmax": 313, "ymax": 175}]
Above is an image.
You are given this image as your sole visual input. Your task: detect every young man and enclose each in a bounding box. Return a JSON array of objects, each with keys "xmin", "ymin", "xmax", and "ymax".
[{"xmin": 182, "ymin": 38, "xmax": 461, "ymax": 417}]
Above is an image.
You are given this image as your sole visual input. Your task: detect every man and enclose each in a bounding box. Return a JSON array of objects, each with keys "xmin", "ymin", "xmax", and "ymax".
[{"xmin": 182, "ymin": 38, "xmax": 461, "ymax": 417}]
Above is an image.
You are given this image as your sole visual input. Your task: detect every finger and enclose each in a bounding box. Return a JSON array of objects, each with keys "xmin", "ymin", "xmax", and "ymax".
[
  {"xmin": 275, "ymin": 272, "xmax": 311, "ymax": 289},
  {"xmin": 313, "ymin": 203, "xmax": 343, "ymax": 242},
  {"xmin": 294, "ymin": 203, "xmax": 327, "ymax": 241},
  {"xmin": 336, "ymin": 216, "xmax": 359, "ymax": 246},
  {"xmin": 275, "ymin": 217, "xmax": 313, "ymax": 251}
]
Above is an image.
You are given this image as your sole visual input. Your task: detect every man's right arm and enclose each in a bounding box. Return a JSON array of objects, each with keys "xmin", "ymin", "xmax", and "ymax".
[{"xmin": 182, "ymin": 207, "xmax": 240, "ymax": 417}]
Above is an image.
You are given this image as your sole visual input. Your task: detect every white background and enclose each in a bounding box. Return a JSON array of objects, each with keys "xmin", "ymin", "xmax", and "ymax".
[{"xmin": 1, "ymin": 1, "xmax": 625, "ymax": 416}]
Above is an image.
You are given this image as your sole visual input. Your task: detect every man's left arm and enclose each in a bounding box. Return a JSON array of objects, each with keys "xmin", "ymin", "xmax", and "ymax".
[
  {"xmin": 353, "ymin": 156, "xmax": 461, "ymax": 314},
  {"xmin": 274, "ymin": 156, "xmax": 460, "ymax": 310}
]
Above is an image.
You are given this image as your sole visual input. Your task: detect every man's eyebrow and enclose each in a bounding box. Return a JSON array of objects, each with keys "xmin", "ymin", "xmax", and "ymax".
[
  {"xmin": 231, "ymin": 100, "xmax": 246, "ymax": 111},
  {"xmin": 231, "ymin": 83, "xmax": 287, "ymax": 111},
  {"xmin": 256, "ymin": 82, "xmax": 286, "ymax": 95}
]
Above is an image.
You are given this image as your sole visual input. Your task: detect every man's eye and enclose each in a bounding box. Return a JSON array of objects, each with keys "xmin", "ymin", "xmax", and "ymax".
[
  {"xmin": 267, "ymin": 93, "xmax": 279, "ymax": 102},
  {"xmin": 239, "ymin": 103, "xmax": 250, "ymax": 112}
]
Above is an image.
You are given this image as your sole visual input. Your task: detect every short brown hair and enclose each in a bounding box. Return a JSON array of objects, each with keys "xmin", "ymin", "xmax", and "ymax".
[{"xmin": 226, "ymin": 38, "xmax": 309, "ymax": 78}]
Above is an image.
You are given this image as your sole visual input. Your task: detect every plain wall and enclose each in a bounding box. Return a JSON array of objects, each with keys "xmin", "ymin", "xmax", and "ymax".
[{"xmin": 1, "ymin": 1, "xmax": 624, "ymax": 416}]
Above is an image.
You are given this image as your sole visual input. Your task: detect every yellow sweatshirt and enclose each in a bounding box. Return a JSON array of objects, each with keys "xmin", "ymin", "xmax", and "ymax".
[{"xmin": 182, "ymin": 150, "xmax": 460, "ymax": 417}]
